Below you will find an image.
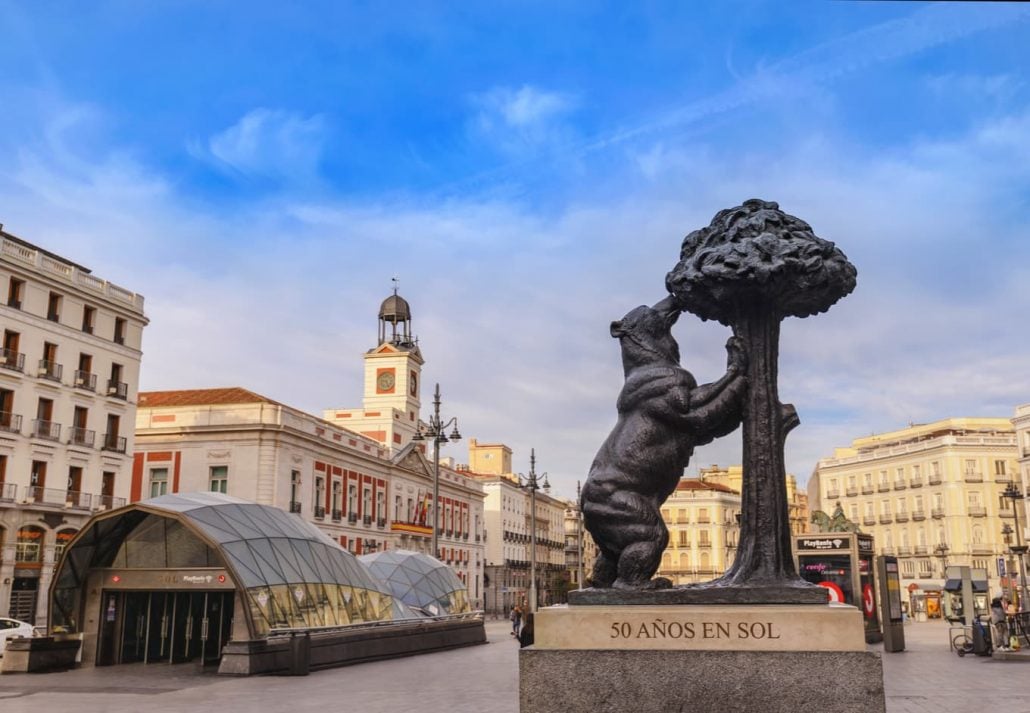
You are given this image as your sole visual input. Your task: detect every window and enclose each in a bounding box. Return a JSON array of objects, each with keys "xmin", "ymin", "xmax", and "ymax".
[
  {"xmin": 47, "ymin": 291, "xmax": 62, "ymax": 322},
  {"xmin": 697, "ymin": 508, "xmax": 709, "ymax": 523},
  {"xmin": 149, "ymin": 468, "xmax": 168, "ymax": 498},
  {"xmin": 964, "ymin": 459, "xmax": 976, "ymax": 476},
  {"xmin": 7, "ymin": 278, "xmax": 23, "ymax": 309},
  {"xmin": 995, "ymin": 460, "xmax": 1007, "ymax": 476},
  {"xmin": 972, "ymin": 558, "xmax": 988, "ymax": 572},
  {"xmin": 333, "ymin": 481, "xmax": 344, "ymax": 516},
  {"xmin": 290, "ymin": 470, "xmax": 301, "ymax": 508},
  {"xmin": 101, "ymin": 471, "xmax": 115, "ymax": 502},
  {"xmin": 678, "ymin": 530, "xmax": 689, "ymax": 547},
  {"xmin": 209, "ymin": 466, "xmax": 228, "ymax": 493},
  {"xmin": 848, "ymin": 475, "xmax": 856, "ymax": 489},
  {"xmin": 901, "ymin": 560, "xmax": 915, "ymax": 578},
  {"xmin": 67, "ymin": 466, "xmax": 83, "ymax": 493},
  {"xmin": 698, "ymin": 530, "xmax": 711, "ymax": 546},
  {"xmin": 864, "ymin": 503, "xmax": 874, "ymax": 517},
  {"xmin": 879, "ymin": 470, "xmax": 888, "ymax": 485},
  {"xmin": 314, "ymin": 476, "xmax": 326, "ymax": 516},
  {"xmin": 931, "ymin": 461, "xmax": 941, "ymax": 477},
  {"xmin": 15, "ymin": 526, "xmax": 44, "ymax": 563},
  {"xmin": 863, "ymin": 473, "xmax": 872, "ymax": 487},
  {"xmin": 40, "ymin": 342, "xmax": 59, "ymax": 380},
  {"xmin": 913, "ymin": 495, "xmax": 923, "ymax": 512},
  {"xmin": 114, "ymin": 317, "xmax": 126, "ymax": 345},
  {"xmin": 849, "ymin": 504, "xmax": 858, "ymax": 520},
  {"xmin": 82, "ymin": 305, "xmax": 96, "ymax": 334},
  {"xmin": 376, "ymin": 490, "xmax": 385, "ymax": 522},
  {"xmin": 880, "ymin": 499, "xmax": 890, "ymax": 515},
  {"xmin": 0, "ymin": 454, "xmax": 6, "ymax": 485},
  {"xmin": 896, "ymin": 498, "xmax": 907, "ymax": 515},
  {"xmin": 54, "ymin": 529, "xmax": 77, "ymax": 561},
  {"xmin": 348, "ymin": 483, "xmax": 358, "ymax": 514}
]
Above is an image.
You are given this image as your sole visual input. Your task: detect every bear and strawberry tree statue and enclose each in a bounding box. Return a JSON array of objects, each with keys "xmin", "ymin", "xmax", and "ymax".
[{"xmin": 575, "ymin": 198, "xmax": 856, "ymax": 605}]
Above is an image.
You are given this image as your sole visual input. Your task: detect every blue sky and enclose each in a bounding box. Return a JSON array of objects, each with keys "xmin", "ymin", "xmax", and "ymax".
[{"xmin": 2, "ymin": 2, "xmax": 1030, "ymax": 497}]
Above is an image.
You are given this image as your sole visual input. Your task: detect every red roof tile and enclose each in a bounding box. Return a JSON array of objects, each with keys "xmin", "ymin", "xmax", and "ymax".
[
  {"xmin": 139, "ymin": 387, "xmax": 281, "ymax": 408},
  {"xmin": 676, "ymin": 478, "xmax": 738, "ymax": 494}
]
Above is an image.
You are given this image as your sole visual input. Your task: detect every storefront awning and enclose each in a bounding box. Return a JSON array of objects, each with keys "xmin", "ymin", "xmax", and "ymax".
[{"xmin": 943, "ymin": 578, "xmax": 988, "ymax": 592}]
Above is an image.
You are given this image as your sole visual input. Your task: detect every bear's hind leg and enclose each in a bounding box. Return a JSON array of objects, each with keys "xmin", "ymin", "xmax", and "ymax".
[
  {"xmin": 591, "ymin": 550, "xmax": 618, "ymax": 588},
  {"xmin": 614, "ymin": 540, "xmax": 671, "ymax": 590}
]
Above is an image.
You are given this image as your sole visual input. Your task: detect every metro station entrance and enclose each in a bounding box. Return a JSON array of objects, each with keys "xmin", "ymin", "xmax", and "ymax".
[{"xmin": 97, "ymin": 590, "xmax": 234, "ymax": 666}]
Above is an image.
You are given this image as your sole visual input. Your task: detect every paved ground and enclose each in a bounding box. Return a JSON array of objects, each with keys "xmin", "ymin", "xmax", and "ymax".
[{"xmin": 0, "ymin": 618, "xmax": 1028, "ymax": 712}]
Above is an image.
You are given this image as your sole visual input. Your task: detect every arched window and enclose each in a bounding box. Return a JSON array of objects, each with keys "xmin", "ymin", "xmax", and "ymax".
[
  {"xmin": 700, "ymin": 551, "xmax": 711, "ymax": 569},
  {"xmin": 15, "ymin": 525, "xmax": 45, "ymax": 563},
  {"xmin": 972, "ymin": 526, "xmax": 984, "ymax": 545},
  {"xmin": 54, "ymin": 528, "xmax": 78, "ymax": 561}
]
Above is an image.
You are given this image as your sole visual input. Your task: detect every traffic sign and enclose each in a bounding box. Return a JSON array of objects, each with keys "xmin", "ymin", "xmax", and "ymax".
[{"xmin": 998, "ymin": 558, "xmax": 1006, "ymax": 577}]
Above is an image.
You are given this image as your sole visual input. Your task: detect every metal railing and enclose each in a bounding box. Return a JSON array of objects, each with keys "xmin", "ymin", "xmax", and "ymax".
[
  {"xmin": 0, "ymin": 412, "xmax": 22, "ymax": 433},
  {"xmin": 32, "ymin": 419, "xmax": 61, "ymax": 441},
  {"xmin": 845, "ymin": 488, "xmax": 857, "ymax": 497},
  {"xmin": 69, "ymin": 427, "xmax": 95, "ymax": 447},
  {"xmin": 37, "ymin": 359, "xmax": 63, "ymax": 381},
  {"xmin": 314, "ymin": 505, "xmax": 326, "ymax": 519},
  {"xmin": 861, "ymin": 486, "xmax": 874, "ymax": 495},
  {"xmin": 1, "ymin": 348, "xmax": 24, "ymax": 372},
  {"xmin": 967, "ymin": 506, "xmax": 987, "ymax": 518},
  {"xmin": 101, "ymin": 433, "xmax": 126, "ymax": 453},
  {"xmin": 910, "ymin": 477, "xmax": 923, "ymax": 488},
  {"xmin": 931, "ymin": 507, "xmax": 946, "ymax": 519},
  {"xmin": 25, "ymin": 486, "xmax": 67, "ymax": 505},
  {"xmin": 0, "ymin": 482, "xmax": 15, "ymax": 501},
  {"xmin": 912, "ymin": 510, "xmax": 926, "ymax": 521},
  {"xmin": 73, "ymin": 370, "xmax": 97, "ymax": 391},
  {"xmin": 97, "ymin": 494, "xmax": 126, "ymax": 510},
  {"xmin": 66, "ymin": 490, "xmax": 93, "ymax": 509},
  {"xmin": 895, "ymin": 513, "xmax": 909, "ymax": 523},
  {"xmin": 289, "ymin": 501, "xmax": 302, "ymax": 514},
  {"xmin": 963, "ymin": 472, "xmax": 983, "ymax": 483},
  {"xmin": 331, "ymin": 509, "xmax": 342, "ymax": 522},
  {"xmin": 106, "ymin": 380, "xmax": 128, "ymax": 399},
  {"xmin": 893, "ymin": 481, "xmax": 907, "ymax": 491}
]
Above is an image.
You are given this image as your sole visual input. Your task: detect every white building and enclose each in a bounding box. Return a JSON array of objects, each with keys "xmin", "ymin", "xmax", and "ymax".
[
  {"xmin": 0, "ymin": 229, "xmax": 147, "ymax": 624},
  {"xmin": 133, "ymin": 293, "xmax": 486, "ymax": 602}
]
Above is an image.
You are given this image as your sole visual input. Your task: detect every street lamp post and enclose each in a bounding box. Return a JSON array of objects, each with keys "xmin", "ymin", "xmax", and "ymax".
[
  {"xmin": 1002, "ymin": 483, "xmax": 1030, "ymax": 611},
  {"xmin": 519, "ymin": 449, "xmax": 549, "ymax": 613},
  {"xmin": 576, "ymin": 480, "xmax": 585, "ymax": 590},
  {"xmin": 1002, "ymin": 524, "xmax": 1017, "ymax": 605},
  {"xmin": 411, "ymin": 383, "xmax": 461, "ymax": 560},
  {"xmin": 934, "ymin": 543, "xmax": 950, "ymax": 579}
]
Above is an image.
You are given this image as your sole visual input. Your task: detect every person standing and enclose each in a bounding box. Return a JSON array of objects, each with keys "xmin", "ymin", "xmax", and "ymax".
[
  {"xmin": 511, "ymin": 605, "xmax": 522, "ymax": 637},
  {"xmin": 991, "ymin": 595, "xmax": 1010, "ymax": 651}
]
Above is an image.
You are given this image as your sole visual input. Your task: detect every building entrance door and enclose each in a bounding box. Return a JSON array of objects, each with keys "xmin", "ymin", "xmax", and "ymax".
[{"xmin": 97, "ymin": 590, "xmax": 234, "ymax": 666}]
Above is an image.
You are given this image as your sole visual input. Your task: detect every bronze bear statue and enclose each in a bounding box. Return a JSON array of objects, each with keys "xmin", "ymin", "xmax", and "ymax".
[{"xmin": 580, "ymin": 295, "xmax": 747, "ymax": 589}]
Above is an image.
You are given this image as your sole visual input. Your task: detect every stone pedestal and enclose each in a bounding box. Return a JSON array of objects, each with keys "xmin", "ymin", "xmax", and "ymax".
[{"xmin": 519, "ymin": 604, "xmax": 885, "ymax": 713}]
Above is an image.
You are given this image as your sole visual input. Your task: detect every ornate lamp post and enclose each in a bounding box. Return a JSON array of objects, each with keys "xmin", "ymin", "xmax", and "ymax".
[
  {"xmin": 519, "ymin": 449, "xmax": 549, "ymax": 612},
  {"xmin": 412, "ymin": 383, "xmax": 461, "ymax": 560},
  {"xmin": 1002, "ymin": 483, "xmax": 1030, "ymax": 610},
  {"xmin": 1002, "ymin": 524, "xmax": 1017, "ymax": 605}
]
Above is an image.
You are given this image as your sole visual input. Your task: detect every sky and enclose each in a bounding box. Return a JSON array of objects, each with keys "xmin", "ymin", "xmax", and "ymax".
[{"xmin": 2, "ymin": 1, "xmax": 1029, "ymax": 501}]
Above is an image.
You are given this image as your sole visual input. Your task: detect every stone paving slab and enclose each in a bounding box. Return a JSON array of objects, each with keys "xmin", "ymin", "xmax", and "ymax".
[{"xmin": 0, "ymin": 618, "xmax": 1028, "ymax": 713}]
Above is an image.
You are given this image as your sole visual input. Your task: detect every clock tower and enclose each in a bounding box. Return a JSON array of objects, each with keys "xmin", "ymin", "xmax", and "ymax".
[{"xmin": 324, "ymin": 288, "xmax": 423, "ymax": 451}]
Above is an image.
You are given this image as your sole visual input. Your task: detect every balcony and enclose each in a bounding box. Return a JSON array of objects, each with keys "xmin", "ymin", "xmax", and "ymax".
[
  {"xmin": 897, "ymin": 546, "xmax": 912, "ymax": 556},
  {"xmin": 931, "ymin": 508, "xmax": 945, "ymax": 519},
  {"xmin": 0, "ymin": 412, "xmax": 22, "ymax": 434},
  {"xmin": 911, "ymin": 510, "xmax": 926, "ymax": 521},
  {"xmin": 101, "ymin": 433, "xmax": 126, "ymax": 453},
  {"xmin": 66, "ymin": 490, "xmax": 93, "ymax": 510},
  {"xmin": 879, "ymin": 514, "xmax": 893, "ymax": 524},
  {"xmin": 97, "ymin": 494, "xmax": 126, "ymax": 510},
  {"xmin": 877, "ymin": 483, "xmax": 890, "ymax": 493},
  {"xmin": 863, "ymin": 516, "xmax": 876, "ymax": 526},
  {"xmin": 1, "ymin": 348, "xmax": 24, "ymax": 373},
  {"xmin": 24, "ymin": 486, "xmax": 67, "ymax": 506},
  {"xmin": 348, "ymin": 512, "xmax": 358, "ymax": 524},
  {"xmin": 69, "ymin": 427, "xmax": 95, "ymax": 448},
  {"xmin": 37, "ymin": 359, "xmax": 63, "ymax": 382},
  {"xmin": 914, "ymin": 545, "xmax": 928, "ymax": 555},
  {"xmin": 106, "ymin": 380, "xmax": 128, "ymax": 400},
  {"xmin": 697, "ymin": 541, "xmax": 712, "ymax": 549},
  {"xmin": 378, "ymin": 517, "xmax": 387, "ymax": 528},
  {"xmin": 895, "ymin": 513, "xmax": 909, "ymax": 523},
  {"xmin": 697, "ymin": 517, "xmax": 711, "ymax": 524},
  {"xmin": 0, "ymin": 482, "xmax": 15, "ymax": 502},
  {"xmin": 314, "ymin": 505, "xmax": 326, "ymax": 519},
  {"xmin": 289, "ymin": 501, "xmax": 302, "ymax": 514},
  {"xmin": 861, "ymin": 486, "xmax": 874, "ymax": 495},
  {"xmin": 893, "ymin": 481, "xmax": 907, "ymax": 491},
  {"xmin": 73, "ymin": 370, "xmax": 97, "ymax": 391},
  {"xmin": 331, "ymin": 509, "xmax": 342, "ymax": 522},
  {"xmin": 963, "ymin": 471, "xmax": 983, "ymax": 483},
  {"xmin": 967, "ymin": 506, "xmax": 987, "ymax": 518},
  {"xmin": 845, "ymin": 488, "xmax": 858, "ymax": 497},
  {"xmin": 826, "ymin": 490, "xmax": 840, "ymax": 499},
  {"xmin": 910, "ymin": 478, "xmax": 923, "ymax": 488},
  {"xmin": 928, "ymin": 475, "xmax": 943, "ymax": 485},
  {"xmin": 32, "ymin": 419, "xmax": 61, "ymax": 441},
  {"xmin": 363, "ymin": 515, "xmax": 372, "ymax": 526}
]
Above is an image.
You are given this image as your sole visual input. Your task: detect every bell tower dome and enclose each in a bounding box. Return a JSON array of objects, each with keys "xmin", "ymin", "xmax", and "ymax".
[{"xmin": 378, "ymin": 287, "xmax": 414, "ymax": 347}]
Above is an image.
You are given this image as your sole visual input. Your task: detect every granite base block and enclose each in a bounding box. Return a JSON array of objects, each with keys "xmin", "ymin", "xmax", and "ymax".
[{"xmin": 519, "ymin": 648, "xmax": 885, "ymax": 713}]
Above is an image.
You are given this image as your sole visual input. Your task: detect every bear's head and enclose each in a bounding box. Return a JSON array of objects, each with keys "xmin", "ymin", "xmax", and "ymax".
[{"xmin": 610, "ymin": 296, "xmax": 681, "ymax": 368}]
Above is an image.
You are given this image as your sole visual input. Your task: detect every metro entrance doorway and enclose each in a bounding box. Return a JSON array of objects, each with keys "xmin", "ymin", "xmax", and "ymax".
[{"xmin": 97, "ymin": 590, "xmax": 233, "ymax": 666}]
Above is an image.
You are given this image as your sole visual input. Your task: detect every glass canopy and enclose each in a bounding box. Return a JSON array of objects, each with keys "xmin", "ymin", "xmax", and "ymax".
[
  {"xmin": 52, "ymin": 492, "xmax": 399, "ymax": 637},
  {"xmin": 359, "ymin": 549, "xmax": 471, "ymax": 617}
]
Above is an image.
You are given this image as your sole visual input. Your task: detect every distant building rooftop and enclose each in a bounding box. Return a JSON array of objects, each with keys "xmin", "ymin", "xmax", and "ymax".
[{"xmin": 139, "ymin": 387, "xmax": 283, "ymax": 408}]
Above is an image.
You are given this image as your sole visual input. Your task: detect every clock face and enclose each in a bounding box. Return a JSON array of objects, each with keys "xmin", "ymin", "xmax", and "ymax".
[
  {"xmin": 377, "ymin": 371, "xmax": 396, "ymax": 392},
  {"xmin": 410, "ymin": 372, "xmax": 418, "ymax": 396}
]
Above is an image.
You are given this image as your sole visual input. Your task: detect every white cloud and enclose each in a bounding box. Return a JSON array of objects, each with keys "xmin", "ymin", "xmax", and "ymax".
[
  {"xmin": 196, "ymin": 108, "xmax": 327, "ymax": 181},
  {"xmin": 470, "ymin": 85, "xmax": 577, "ymax": 154}
]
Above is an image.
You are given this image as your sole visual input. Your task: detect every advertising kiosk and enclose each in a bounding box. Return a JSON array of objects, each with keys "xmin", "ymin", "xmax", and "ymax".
[{"xmin": 795, "ymin": 532, "xmax": 881, "ymax": 643}]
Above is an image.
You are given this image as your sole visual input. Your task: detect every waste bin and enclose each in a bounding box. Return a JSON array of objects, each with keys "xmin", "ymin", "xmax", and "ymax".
[
  {"xmin": 972, "ymin": 618, "xmax": 991, "ymax": 657},
  {"xmin": 288, "ymin": 631, "xmax": 311, "ymax": 675}
]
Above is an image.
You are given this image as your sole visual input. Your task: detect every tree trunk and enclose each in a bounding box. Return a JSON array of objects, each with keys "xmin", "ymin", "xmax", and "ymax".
[{"xmin": 720, "ymin": 307, "xmax": 799, "ymax": 584}]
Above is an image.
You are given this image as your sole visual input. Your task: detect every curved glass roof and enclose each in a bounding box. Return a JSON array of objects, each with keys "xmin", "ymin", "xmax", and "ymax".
[
  {"xmin": 359, "ymin": 550, "xmax": 471, "ymax": 616},
  {"xmin": 52, "ymin": 492, "xmax": 399, "ymax": 637}
]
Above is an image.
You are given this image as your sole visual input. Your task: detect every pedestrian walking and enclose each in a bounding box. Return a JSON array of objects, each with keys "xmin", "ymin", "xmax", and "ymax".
[
  {"xmin": 990, "ymin": 595, "xmax": 1010, "ymax": 651},
  {"xmin": 511, "ymin": 605, "xmax": 522, "ymax": 637}
]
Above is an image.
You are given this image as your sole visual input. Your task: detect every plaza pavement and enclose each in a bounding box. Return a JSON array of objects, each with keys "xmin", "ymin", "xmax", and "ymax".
[{"xmin": 0, "ymin": 617, "xmax": 1028, "ymax": 713}]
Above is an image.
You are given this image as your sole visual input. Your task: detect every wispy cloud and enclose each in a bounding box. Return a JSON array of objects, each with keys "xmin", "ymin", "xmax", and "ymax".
[
  {"xmin": 193, "ymin": 108, "xmax": 328, "ymax": 181},
  {"xmin": 469, "ymin": 85, "xmax": 578, "ymax": 155}
]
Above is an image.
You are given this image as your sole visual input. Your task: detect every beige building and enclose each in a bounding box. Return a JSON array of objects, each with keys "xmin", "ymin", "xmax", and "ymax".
[
  {"xmin": 698, "ymin": 464, "xmax": 810, "ymax": 536},
  {"xmin": 464, "ymin": 440, "xmax": 566, "ymax": 615},
  {"xmin": 0, "ymin": 229, "xmax": 147, "ymax": 625},
  {"xmin": 810, "ymin": 418, "xmax": 1020, "ymax": 589},
  {"xmin": 133, "ymin": 293, "xmax": 487, "ymax": 603},
  {"xmin": 658, "ymin": 478, "xmax": 741, "ymax": 585},
  {"xmin": 563, "ymin": 491, "xmax": 597, "ymax": 591},
  {"xmin": 1014, "ymin": 403, "xmax": 1030, "ymax": 514}
]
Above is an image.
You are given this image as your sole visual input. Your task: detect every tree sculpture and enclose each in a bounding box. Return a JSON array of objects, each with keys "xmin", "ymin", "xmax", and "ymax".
[{"xmin": 666, "ymin": 199, "xmax": 856, "ymax": 594}]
